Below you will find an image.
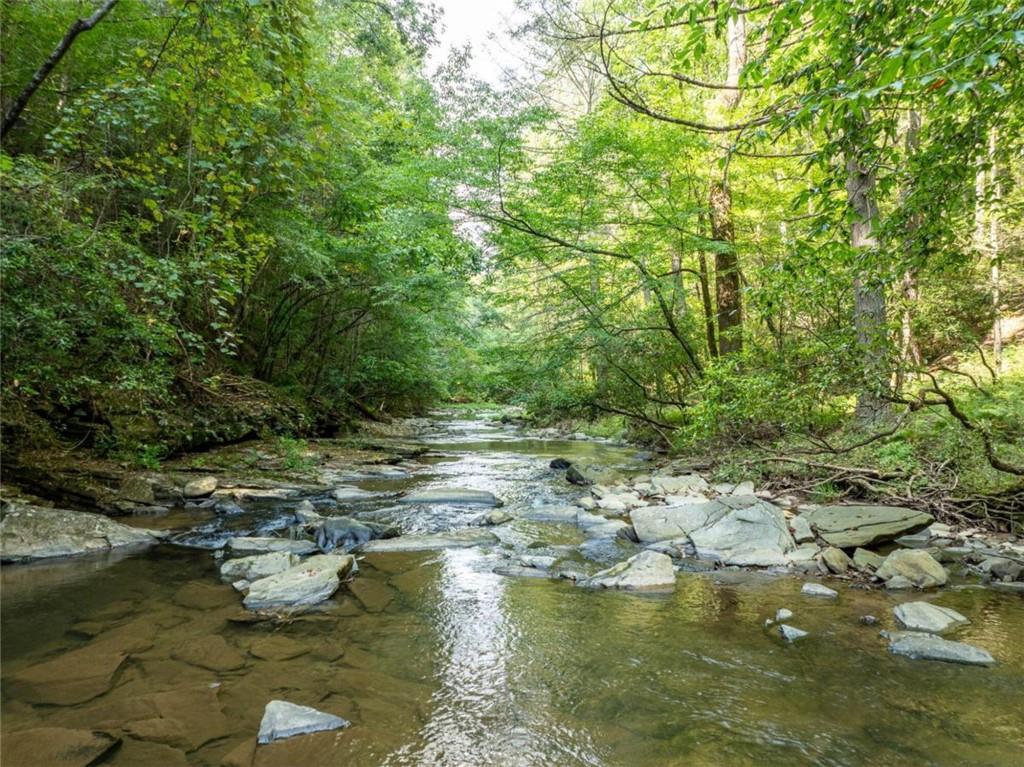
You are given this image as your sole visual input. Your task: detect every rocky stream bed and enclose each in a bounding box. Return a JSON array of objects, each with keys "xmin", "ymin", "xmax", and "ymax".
[{"xmin": 1, "ymin": 412, "xmax": 1023, "ymax": 766}]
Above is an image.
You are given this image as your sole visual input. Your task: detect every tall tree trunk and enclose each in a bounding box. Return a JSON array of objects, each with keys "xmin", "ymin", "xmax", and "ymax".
[
  {"xmin": 1, "ymin": 0, "xmax": 119, "ymax": 139},
  {"xmin": 697, "ymin": 252, "xmax": 718, "ymax": 357},
  {"xmin": 710, "ymin": 181, "xmax": 742, "ymax": 354},
  {"xmin": 988, "ymin": 129, "xmax": 1003, "ymax": 376},
  {"xmin": 708, "ymin": 12, "xmax": 746, "ymax": 355},
  {"xmin": 898, "ymin": 111, "xmax": 922, "ymax": 390},
  {"xmin": 846, "ymin": 116, "xmax": 890, "ymax": 423}
]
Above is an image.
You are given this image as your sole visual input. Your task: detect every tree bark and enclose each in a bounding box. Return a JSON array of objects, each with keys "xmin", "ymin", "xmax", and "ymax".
[
  {"xmin": 697, "ymin": 252, "xmax": 718, "ymax": 357},
  {"xmin": 898, "ymin": 111, "xmax": 922, "ymax": 389},
  {"xmin": 710, "ymin": 180, "xmax": 742, "ymax": 354},
  {"xmin": 1, "ymin": 0, "xmax": 119, "ymax": 140},
  {"xmin": 988, "ymin": 128, "xmax": 1003, "ymax": 376},
  {"xmin": 845, "ymin": 116, "xmax": 890, "ymax": 423}
]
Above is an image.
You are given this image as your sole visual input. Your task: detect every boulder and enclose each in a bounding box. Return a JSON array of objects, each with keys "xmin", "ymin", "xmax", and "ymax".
[
  {"xmin": 578, "ymin": 550, "xmax": 675, "ymax": 591},
  {"xmin": 227, "ymin": 537, "xmax": 318, "ymax": 556},
  {"xmin": 853, "ymin": 548, "xmax": 885, "ymax": 571},
  {"xmin": 549, "ymin": 458, "xmax": 572, "ymax": 470},
  {"xmin": 876, "ymin": 549, "xmax": 947, "ymax": 589},
  {"xmin": 1, "ymin": 727, "xmax": 119, "ymax": 767},
  {"xmin": 820, "ymin": 546, "xmax": 853, "ymax": 574},
  {"xmin": 732, "ymin": 481, "xmax": 756, "ymax": 495},
  {"xmin": 399, "ymin": 488, "xmax": 501, "ymax": 506},
  {"xmin": 775, "ymin": 608, "xmax": 794, "ymax": 622},
  {"xmin": 790, "ymin": 515, "xmax": 815, "ymax": 543},
  {"xmin": 358, "ymin": 528, "xmax": 497, "ymax": 552},
  {"xmin": 473, "ymin": 509, "xmax": 513, "ymax": 526},
  {"xmin": 221, "ymin": 552, "xmax": 300, "ymax": 583},
  {"xmin": 630, "ymin": 496, "xmax": 794, "ymax": 565},
  {"xmin": 801, "ymin": 582, "xmax": 838, "ymax": 599},
  {"xmin": 243, "ymin": 555, "xmax": 355, "ymax": 611},
  {"xmin": 800, "ymin": 505, "xmax": 932, "ymax": 548},
  {"xmin": 314, "ymin": 517, "xmax": 392, "ymax": 552},
  {"xmin": 257, "ymin": 700, "xmax": 350, "ymax": 744},
  {"xmin": 892, "ymin": 601, "xmax": 969, "ymax": 634},
  {"xmin": 331, "ymin": 486, "xmax": 377, "ymax": 502},
  {"xmin": 1, "ymin": 505, "xmax": 161, "ymax": 562},
  {"xmin": 887, "ymin": 632, "xmax": 995, "ymax": 666},
  {"xmin": 980, "ymin": 556, "xmax": 1024, "ymax": 582},
  {"xmin": 119, "ymin": 476, "xmax": 156, "ymax": 504},
  {"xmin": 183, "ymin": 476, "xmax": 218, "ymax": 498},
  {"xmin": 566, "ymin": 465, "xmax": 599, "ymax": 486},
  {"xmin": 885, "ymin": 575, "xmax": 915, "ymax": 590},
  {"xmin": 650, "ymin": 474, "xmax": 709, "ymax": 495}
]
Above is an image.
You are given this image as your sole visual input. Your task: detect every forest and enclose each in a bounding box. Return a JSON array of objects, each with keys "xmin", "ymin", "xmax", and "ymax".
[
  {"xmin": 2, "ymin": 0, "xmax": 1022, "ymax": 511},
  {"xmin": 2, "ymin": 3, "xmax": 1024, "ymax": 766}
]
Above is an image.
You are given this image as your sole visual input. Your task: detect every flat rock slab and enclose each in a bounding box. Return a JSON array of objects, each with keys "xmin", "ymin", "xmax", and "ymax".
[
  {"xmin": 62, "ymin": 686, "xmax": 229, "ymax": 752},
  {"xmin": 1, "ymin": 727, "xmax": 119, "ymax": 767},
  {"xmin": 893, "ymin": 601, "xmax": 969, "ymax": 634},
  {"xmin": 359, "ymin": 528, "xmax": 497, "ymax": 552},
  {"xmin": 221, "ymin": 552, "xmax": 301, "ymax": 582},
  {"xmin": 331, "ymin": 486, "xmax": 379, "ymax": 502},
  {"xmin": 398, "ymin": 488, "xmax": 502, "ymax": 506},
  {"xmin": 1, "ymin": 505, "xmax": 160, "ymax": 562},
  {"xmin": 888, "ymin": 632, "xmax": 995, "ymax": 666},
  {"xmin": 579, "ymin": 550, "xmax": 675, "ymax": 591},
  {"xmin": 244, "ymin": 555, "xmax": 355, "ymax": 611},
  {"xmin": 227, "ymin": 537, "xmax": 318, "ymax": 556},
  {"xmin": 800, "ymin": 505, "xmax": 932, "ymax": 548},
  {"xmin": 258, "ymin": 700, "xmax": 350, "ymax": 744},
  {"xmin": 347, "ymin": 579, "xmax": 396, "ymax": 612},
  {"xmin": 249, "ymin": 636, "xmax": 311, "ymax": 661},
  {"xmin": 173, "ymin": 581, "xmax": 237, "ymax": 610}
]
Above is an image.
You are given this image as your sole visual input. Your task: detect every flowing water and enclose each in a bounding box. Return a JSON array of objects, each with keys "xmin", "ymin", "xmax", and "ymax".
[{"xmin": 3, "ymin": 415, "xmax": 1023, "ymax": 766}]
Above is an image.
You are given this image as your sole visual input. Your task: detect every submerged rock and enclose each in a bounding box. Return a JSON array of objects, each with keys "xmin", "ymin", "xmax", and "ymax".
[
  {"xmin": 331, "ymin": 486, "xmax": 378, "ymax": 502},
  {"xmin": 887, "ymin": 632, "xmax": 995, "ymax": 666},
  {"xmin": 578, "ymin": 550, "xmax": 675, "ymax": 590},
  {"xmin": 1, "ymin": 727, "xmax": 119, "ymax": 767},
  {"xmin": 801, "ymin": 582, "xmax": 838, "ymax": 599},
  {"xmin": 799, "ymin": 505, "xmax": 932, "ymax": 548},
  {"xmin": 243, "ymin": 555, "xmax": 355, "ymax": 611},
  {"xmin": 1, "ymin": 505, "xmax": 161, "ymax": 562},
  {"xmin": 399, "ymin": 488, "xmax": 502, "ymax": 506},
  {"xmin": 257, "ymin": 700, "xmax": 350, "ymax": 744},
  {"xmin": 314, "ymin": 517, "xmax": 392, "ymax": 552},
  {"xmin": 893, "ymin": 601, "xmax": 969, "ymax": 634},
  {"xmin": 183, "ymin": 476, "xmax": 218, "ymax": 498},
  {"xmin": 779, "ymin": 624, "xmax": 808, "ymax": 643},
  {"xmin": 172, "ymin": 635, "xmax": 246, "ymax": 672},
  {"xmin": 359, "ymin": 528, "xmax": 497, "ymax": 552},
  {"xmin": 876, "ymin": 549, "xmax": 948, "ymax": 589}
]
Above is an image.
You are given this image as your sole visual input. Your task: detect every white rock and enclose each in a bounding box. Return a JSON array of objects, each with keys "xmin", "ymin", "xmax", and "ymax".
[
  {"xmin": 893, "ymin": 601, "xmax": 969, "ymax": 634},
  {"xmin": 183, "ymin": 476, "xmax": 218, "ymax": 498},
  {"xmin": 332, "ymin": 486, "xmax": 377, "ymax": 502},
  {"xmin": 650, "ymin": 474, "xmax": 709, "ymax": 495},
  {"xmin": 257, "ymin": 700, "xmax": 349, "ymax": 744},
  {"xmin": 732, "ymin": 481, "xmax": 756, "ymax": 495},
  {"xmin": 775, "ymin": 608, "xmax": 794, "ymax": 622},
  {"xmin": 801, "ymin": 582, "xmax": 838, "ymax": 599},
  {"xmin": 779, "ymin": 624, "xmax": 808, "ymax": 642}
]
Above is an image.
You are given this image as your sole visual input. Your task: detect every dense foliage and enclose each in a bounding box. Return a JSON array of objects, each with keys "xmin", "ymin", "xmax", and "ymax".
[
  {"xmin": 450, "ymin": 0, "xmax": 1023, "ymax": 498},
  {"xmin": 2, "ymin": 0, "xmax": 474, "ymax": 454}
]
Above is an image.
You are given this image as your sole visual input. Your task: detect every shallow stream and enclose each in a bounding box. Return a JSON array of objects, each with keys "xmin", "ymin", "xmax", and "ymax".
[{"xmin": 3, "ymin": 415, "xmax": 1023, "ymax": 766}]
